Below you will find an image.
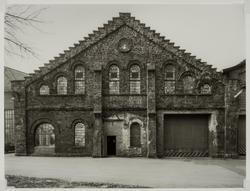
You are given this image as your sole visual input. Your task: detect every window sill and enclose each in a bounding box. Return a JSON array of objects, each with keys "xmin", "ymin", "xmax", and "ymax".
[
  {"xmin": 73, "ymin": 145, "xmax": 85, "ymax": 149},
  {"xmin": 38, "ymin": 94, "xmax": 86, "ymax": 97},
  {"xmin": 129, "ymin": 146, "xmax": 141, "ymax": 149},
  {"xmin": 104, "ymin": 94, "xmax": 146, "ymax": 96},
  {"xmin": 162, "ymin": 93, "xmax": 212, "ymax": 96}
]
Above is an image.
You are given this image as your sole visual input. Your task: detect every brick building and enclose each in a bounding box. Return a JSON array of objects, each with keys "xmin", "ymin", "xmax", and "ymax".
[
  {"xmin": 4, "ymin": 67, "xmax": 27, "ymax": 152},
  {"xmin": 11, "ymin": 13, "xmax": 245, "ymax": 158},
  {"xmin": 223, "ymin": 60, "xmax": 246, "ymax": 157}
]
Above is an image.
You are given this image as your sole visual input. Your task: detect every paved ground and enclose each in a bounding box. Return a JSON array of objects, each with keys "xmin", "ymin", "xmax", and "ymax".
[{"xmin": 5, "ymin": 154, "xmax": 245, "ymax": 188}]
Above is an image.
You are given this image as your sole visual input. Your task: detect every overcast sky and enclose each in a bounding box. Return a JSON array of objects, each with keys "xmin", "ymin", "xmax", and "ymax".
[{"xmin": 5, "ymin": 4, "xmax": 245, "ymax": 73}]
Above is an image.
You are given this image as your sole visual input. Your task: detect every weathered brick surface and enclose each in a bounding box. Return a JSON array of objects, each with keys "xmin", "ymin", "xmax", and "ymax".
[
  {"xmin": 11, "ymin": 13, "xmax": 239, "ymax": 158},
  {"xmin": 223, "ymin": 61, "xmax": 246, "ymax": 157}
]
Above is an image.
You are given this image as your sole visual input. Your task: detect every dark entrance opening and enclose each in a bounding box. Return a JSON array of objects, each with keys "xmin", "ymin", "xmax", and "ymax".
[{"xmin": 107, "ymin": 136, "xmax": 116, "ymax": 156}]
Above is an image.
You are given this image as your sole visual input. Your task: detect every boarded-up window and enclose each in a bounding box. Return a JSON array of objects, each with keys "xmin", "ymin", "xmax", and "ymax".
[
  {"xmin": 35, "ymin": 123, "xmax": 55, "ymax": 146},
  {"xmin": 74, "ymin": 66, "xmax": 85, "ymax": 94},
  {"xmin": 200, "ymin": 84, "xmax": 211, "ymax": 94},
  {"xmin": 75, "ymin": 123, "xmax": 86, "ymax": 147},
  {"xmin": 109, "ymin": 65, "xmax": 119, "ymax": 94},
  {"xmin": 57, "ymin": 76, "xmax": 67, "ymax": 95},
  {"xmin": 130, "ymin": 65, "xmax": 140, "ymax": 94},
  {"xmin": 164, "ymin": 65, "xmax": 176, "ymax": 94},
  {"xmin": 183, "ymin": 75, "xmax": 195, "ymax": 94},
  {"xmin": 130, "ymin": 122, "xmax": 141, "ymax": 147},
  {"xmin": 40, "ymin": 85, "xmax": 50, "ymax": 95}
]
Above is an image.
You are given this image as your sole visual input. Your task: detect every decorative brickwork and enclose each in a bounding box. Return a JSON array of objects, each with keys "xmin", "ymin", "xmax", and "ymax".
[{"xmin": 11, "ymin": 13, "xmax": 243, "ymax": 158}]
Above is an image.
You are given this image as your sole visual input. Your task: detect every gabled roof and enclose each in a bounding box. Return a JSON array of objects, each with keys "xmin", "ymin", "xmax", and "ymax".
[
  {"xmin": 223, "ymin": 59, "xmax": 246, "ymax": 73},
  {"xmin": 4, "ymin": 66, "xmax": 27, "ymax": 92},
  {"xmin": 24, "ymin": 12, "xmax": 220, "ymax": 85}
]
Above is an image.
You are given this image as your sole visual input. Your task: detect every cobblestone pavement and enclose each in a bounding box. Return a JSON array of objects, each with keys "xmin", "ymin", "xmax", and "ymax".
[{"xmin": 5, "ymin": 154, "xmax": 245, "ymax": 188}]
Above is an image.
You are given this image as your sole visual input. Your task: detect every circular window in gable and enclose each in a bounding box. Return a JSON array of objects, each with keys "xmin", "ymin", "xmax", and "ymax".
[{"xmin": 118, "ymin": 38, "xmax": 132, "ymax": 53}]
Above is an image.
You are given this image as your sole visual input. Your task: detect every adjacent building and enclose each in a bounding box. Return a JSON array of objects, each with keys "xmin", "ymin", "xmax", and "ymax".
[
  {"xmin": 223, "ymin": 60, "xmax": 246, "ymax": 157},
  {"xmin": 4, "ymin": 66, "xmax": 27, "ymax": 152},
  {"xmin": 11, "ymin": 13, "xmax": 245, "ymax": 158}
]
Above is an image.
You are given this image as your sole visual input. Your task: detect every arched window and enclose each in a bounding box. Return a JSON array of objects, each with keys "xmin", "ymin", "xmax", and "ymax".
[
  {"xmin": 109, "ymin": 65, "xmax": 120, "ymax": 94},
  {"xmin": 130, "ymin": 122, "xmax": 141, "ymax": 147},
  {"xmin": 74, "ymin": 66, "xmax": 85, "ymax": 94},
  {"xmin": 57, "ymin": 76, "xmax": 67, "ymax": 95},
  {"xmin": 130, "ymin": 65, "xmax": 140, "ymax": 94},
  {"xmin": 39, "ymin": 85, "xmax": 50, "ymax": 95},
  {"xmin": 200, "ymin": 84, "xmax": 211, "ymax": 94},
  {"xmin": 183, "ymin": 75, "xmax": 195, "ymax": 94},
  {"xmin": 164, "ymin": 65, "xmax": 175, "ymax": 94},
  {"xmin": 75, "ymin": 122, "xmax": 86, "ymax": 147},
  {"xmin": 35, "ymin": 123, "xmax": 55, "ymax": 146}
]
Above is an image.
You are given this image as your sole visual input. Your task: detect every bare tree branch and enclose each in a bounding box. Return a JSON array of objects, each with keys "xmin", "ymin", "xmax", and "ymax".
[{"xmin": 4, "ymin": 5, "xmax": 48, "ymax": 59}]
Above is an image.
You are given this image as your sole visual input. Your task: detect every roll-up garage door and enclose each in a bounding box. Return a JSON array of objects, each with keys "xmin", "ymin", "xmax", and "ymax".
[
  {"xmin": 164, "ymin": 114, "xmax": 209, "ymax": 157},
  {"xmin": 237, "ymin": 115, "xmax": 246, "ymax": 155}
]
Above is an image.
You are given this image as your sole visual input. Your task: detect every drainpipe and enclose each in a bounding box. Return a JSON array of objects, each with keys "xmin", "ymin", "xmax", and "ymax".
[
  {"xmin": 224, "ymin": 79, "xmax": 228, "ymax": 159},
  {"xmin": 146, "ymin": 63, "xmax": 149, "ymax": 158}
]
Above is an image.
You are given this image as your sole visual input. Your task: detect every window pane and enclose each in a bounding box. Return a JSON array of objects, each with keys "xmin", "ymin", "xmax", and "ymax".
[
  {"xmin": 75, "ymin": 123, "xmax": 85, "ymax": 147},
  {"xmin": 110, "ymin": 72, "xmax": 118, "ymax": 79},
  {"xmin": 109, "ymin": 81, "xmax": 119, "ymax": 94},
  {"xmin": 40, "ymin": 85, "xmax": 50, "ymax": 95},
  {"xmin": 4, "ymin": 110, "xmax": 14, "ymax": 145},
  {"xmin": 57, "ymin": 77, "xmax": 67, "ymax": 95},
  {"xmin": 165, "ymin": 81, "xmax": 175, "ymax": 94},
  {"xmin": 75, "ymin": 81, "xmax": 85, "ymax": 94},
  {"xmin": 35, "ymin": 123, "xmax": 55, "ymax": 146},
  {"xmin": 75, "ymin": 66, "xmax": 85, "ymax": 80},
  {"xmin": 109, "ymin": 65, "xmax": 119, "ymax": 80},
  {"xmin": 131, "ymin": 72, "xmax": 139, "ymax": 79},
  {"xmin": 130, "ymin": 81, "xmax": 140, "ymax": 94},
  {"xmin": 165, "ymin": 65, "xmax": 175, "ymax": 80},
  {"xmin": 130, "ymin": 65, "xmax": 140, "ymax": 79}
]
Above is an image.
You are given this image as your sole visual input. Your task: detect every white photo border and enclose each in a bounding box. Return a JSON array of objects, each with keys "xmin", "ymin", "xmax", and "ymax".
[{"xmin": 0, "ymin": 0, "xmax": 248, "ymax": 191}]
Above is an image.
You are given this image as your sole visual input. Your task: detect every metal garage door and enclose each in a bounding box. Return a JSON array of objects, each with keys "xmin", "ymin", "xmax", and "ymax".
[
  {"xmin": 164, "ymin": 114, "xmax": 209, "ymax": 157},
  {"xmin": 237, "ymin": 115, "xmax": 246, "ymax": 155}
]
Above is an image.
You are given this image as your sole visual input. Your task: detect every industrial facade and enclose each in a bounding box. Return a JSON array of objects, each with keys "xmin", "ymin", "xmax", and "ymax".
[
  {"xmin": 11, "ymin": 13, "xmax": 246, "ymax": 158},
  {"xmin": 4, "ymin": 66, "xmax": 27, "ymax": 152}
]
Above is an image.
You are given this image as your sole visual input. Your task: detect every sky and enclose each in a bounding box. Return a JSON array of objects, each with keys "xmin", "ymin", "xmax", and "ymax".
[{"xmin": 4, "ymin": 4, "xmax": 245, "ymax": 73}]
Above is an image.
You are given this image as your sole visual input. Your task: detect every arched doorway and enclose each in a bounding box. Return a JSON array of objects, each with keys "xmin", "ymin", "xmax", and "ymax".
[{"xmin": 34, "ymin": 123, "xmax": 55, "ymax": 155}]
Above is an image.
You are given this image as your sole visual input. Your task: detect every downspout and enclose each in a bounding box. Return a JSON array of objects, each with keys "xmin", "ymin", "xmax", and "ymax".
[
  {"xmin": 146, "ymin": 63, "xmax": 149, "ymax": 158},
  {"xmin": 224, "ymin": 81, "xmax": 227, "ymax": 159}
]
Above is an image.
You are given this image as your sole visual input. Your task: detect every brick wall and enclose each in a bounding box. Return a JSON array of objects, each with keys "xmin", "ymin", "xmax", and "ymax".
[{"xmin": 12, "ymin": 15, "xmax": 227, "ymax": 157}]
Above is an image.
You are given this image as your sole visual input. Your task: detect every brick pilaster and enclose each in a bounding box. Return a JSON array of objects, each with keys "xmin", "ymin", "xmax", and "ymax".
[
  {"xmin": 146, "ymin": 63, "xmax": 157, "ymax": 157},
  {"xmin": 92, "ymin": 65, "xmax": 103, "ymax": 157}
]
